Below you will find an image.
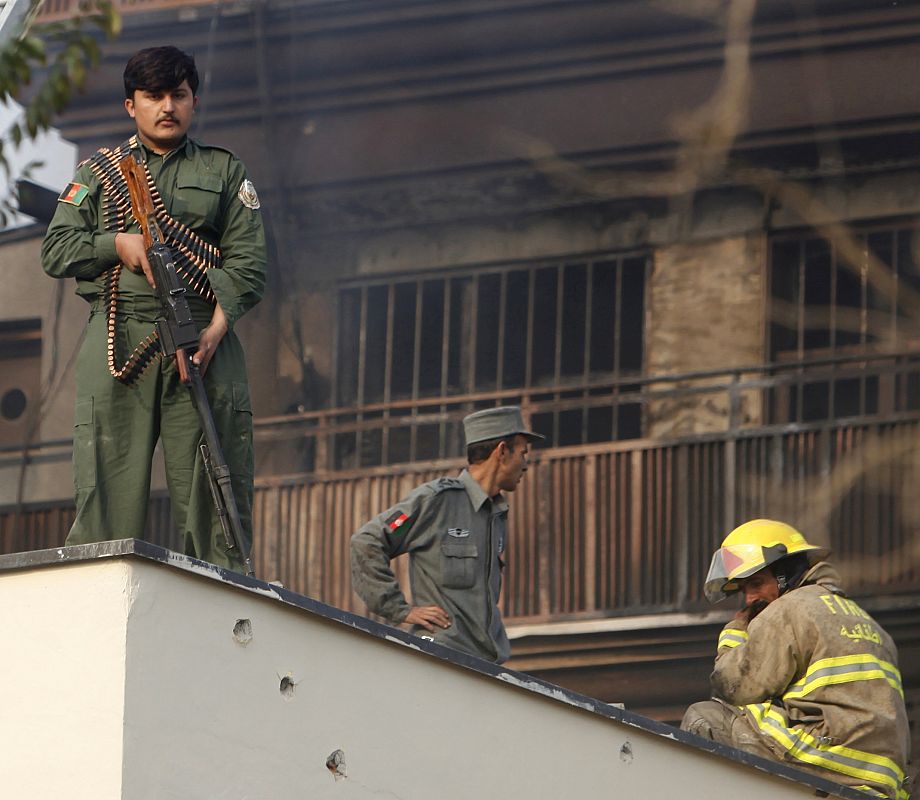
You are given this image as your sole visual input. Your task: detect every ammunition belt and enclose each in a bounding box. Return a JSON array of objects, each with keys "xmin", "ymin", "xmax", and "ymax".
[{"xmin": 85, "ymin": 135, "xmax": 223, "ymax": 386}]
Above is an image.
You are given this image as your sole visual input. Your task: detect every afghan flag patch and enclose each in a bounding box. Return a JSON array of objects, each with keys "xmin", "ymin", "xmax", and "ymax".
[
  {"xmin": 386, "ymin": 511, "xmax": 410, "ymax": 533},
  {"xmin": 59, "ymin": 182, "xmax": 89, "ymax": 206}
]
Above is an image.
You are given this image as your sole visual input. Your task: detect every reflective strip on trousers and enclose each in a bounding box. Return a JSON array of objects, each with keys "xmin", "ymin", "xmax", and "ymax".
[{"xmin": 746, "ymin": 702, "xmax": 907, "ymax": 797}]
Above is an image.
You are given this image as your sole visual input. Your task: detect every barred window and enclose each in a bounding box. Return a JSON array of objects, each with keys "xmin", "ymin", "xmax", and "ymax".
[
  {"xmin": 333, "ymin": 252, "xmax": 649, "ymax": 468},
  {"xmin": 768, "ymin": 224, "xmax": 920, "ymax": 423}
]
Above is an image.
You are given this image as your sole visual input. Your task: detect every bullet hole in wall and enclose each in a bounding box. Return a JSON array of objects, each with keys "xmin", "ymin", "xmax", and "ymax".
[
  {"xmin": 620, "ymin": 741, "xmax": 633, "ymax": 763},
  {"xmin": 232, "ymin": 618, "xmax": 253, "ymax": 645},
  {"xmin": 280, "ymin": 674, "xmax": 296, "ymax": 699},
  {"xmin": 326, "ymin": 749, "xmax": 346, "ymax": 781}
]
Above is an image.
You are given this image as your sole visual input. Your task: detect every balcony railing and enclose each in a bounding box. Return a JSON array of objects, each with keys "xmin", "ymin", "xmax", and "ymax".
[
  {"xmin": 3, "ymin": 405, "xmax": 919, "ymax": 624},
  {"xmin": 244, "ymin": 416, "xmax": 920, "ymax": 620},
  {"xmin": 253, "ymin": 349, "xmax": 920, "ymax": 472}
]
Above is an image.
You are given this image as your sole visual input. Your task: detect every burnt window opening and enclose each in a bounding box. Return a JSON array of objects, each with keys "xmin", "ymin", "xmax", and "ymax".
[
  {"xmin": 768, "ymin": 225, "xmax": 920, "ymax": 424},
  {"xmin": 333, "ymin": 253, "xmax": 649, "ymax": 469}
]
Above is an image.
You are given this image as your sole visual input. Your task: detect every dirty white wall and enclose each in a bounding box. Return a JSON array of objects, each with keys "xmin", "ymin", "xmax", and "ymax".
[
  {"xmin": 0, "ymin": 551, "xmax": 856, "ymax": 800},
  {"xmin": 0, "ymin": 559, "xmax": 127, "ymax": 797}
]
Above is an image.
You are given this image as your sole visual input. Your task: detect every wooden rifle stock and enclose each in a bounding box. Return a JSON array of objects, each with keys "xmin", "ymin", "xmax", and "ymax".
[
  {"xmin": 119, "ymin": 149, "xmax": 159, "ymax": 251},
  {"xmin": 120, "ymin": 151, "xmax": 196, "ymax": 383},
  {"xmin": 118, "ymin": 150, "xmax": 255, "ymax": 577}
]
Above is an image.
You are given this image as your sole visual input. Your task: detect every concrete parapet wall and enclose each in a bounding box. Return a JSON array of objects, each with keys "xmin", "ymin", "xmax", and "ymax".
[{"xmin": 0, "ymin": 542, "xmax": 867, "ymax": 799}]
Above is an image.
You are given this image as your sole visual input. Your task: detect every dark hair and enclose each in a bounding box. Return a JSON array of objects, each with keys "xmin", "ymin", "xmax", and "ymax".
[
  {"xmin": 467, "ymin": 435, "xmax": 518, "ymax": 465},
  {"xmin": 124, "ymin": 46, "xmax": 199, "ymax": 99}
]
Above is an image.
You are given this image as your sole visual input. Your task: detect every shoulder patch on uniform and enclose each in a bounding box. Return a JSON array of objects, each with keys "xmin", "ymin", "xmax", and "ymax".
[
  {"xmin": 433, "ymin": 477, "xmax": 465, "ymax": 493},
  {"xmin": 238, "ymin": 179, "xmax": 260, "ymax": 209},
  {"xmin": 385, "ymin": 510, "xmax": 411, "ymax": 533},
  {"xmin": 58, "ymin": 182, "xmax": 89, "ymax": 206}
]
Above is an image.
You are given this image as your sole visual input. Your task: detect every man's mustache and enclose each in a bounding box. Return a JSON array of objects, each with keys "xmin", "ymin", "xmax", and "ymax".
[{"xmin": 157, "ymin": 115, "xmax": 178, "ymax": 123}]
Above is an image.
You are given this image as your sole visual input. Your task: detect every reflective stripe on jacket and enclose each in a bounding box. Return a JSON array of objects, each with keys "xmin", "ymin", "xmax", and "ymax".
[{"xmin": 711, "ymin": 563, "xmax": 911, "ymax": 800}]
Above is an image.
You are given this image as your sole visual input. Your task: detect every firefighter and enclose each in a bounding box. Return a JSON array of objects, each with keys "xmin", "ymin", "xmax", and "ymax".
[{"xmin": 682, "ymin": 519, "xmax": 911, "ymax": 800}]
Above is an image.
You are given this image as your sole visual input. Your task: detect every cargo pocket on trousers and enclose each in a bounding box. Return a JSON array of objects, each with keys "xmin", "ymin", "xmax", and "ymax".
[
  {"xmin": 231, "ymin": 382, "xmax": 253, "ymax": 474},
  {"xmin": 441, "ymin": 541, "xmax": 478, "ymax": 589},
  {"xmin": 72, "ymin": 397, "xmax": 96, "ymax": 490}
]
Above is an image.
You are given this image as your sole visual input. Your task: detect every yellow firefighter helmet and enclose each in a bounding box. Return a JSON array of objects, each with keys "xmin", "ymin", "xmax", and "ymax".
[{"xmin": 703, "ymin": 519, "xmax": 828, "ymax": 603}]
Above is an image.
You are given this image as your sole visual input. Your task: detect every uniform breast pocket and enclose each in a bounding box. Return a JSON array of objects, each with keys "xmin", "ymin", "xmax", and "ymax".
[
  {"xmin": 173, "ymin": 174, "xmax": 224, "ymax": 231},
  {"xmin": 441, "ymin": 541, "xmax": 478, "ymax": 589}
]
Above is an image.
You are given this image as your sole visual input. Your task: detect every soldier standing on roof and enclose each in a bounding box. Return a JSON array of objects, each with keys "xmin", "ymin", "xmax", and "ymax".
[
  {"xmin": 682, "ymin": 519, "xmax": 911, "ymax": 800},
  {"xmin": 40, "ymin": 46, "xmax": 266, "ymax": 571},
  {"xmin": 350, "ymin": 406, "xmax": 543, "ymax": 663}
]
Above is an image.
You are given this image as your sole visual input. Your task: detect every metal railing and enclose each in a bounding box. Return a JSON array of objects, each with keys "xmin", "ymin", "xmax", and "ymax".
[
  {"xmin": 252, "ymin": 349, "xmax": 920, "ymax": 472},
  {"xmin": 242, "ymin": 417, "xmax": 920, "ymax": 622},
  {"xmin": 4, "ymin": 356, "xmax": 919, "ymax": 623}
]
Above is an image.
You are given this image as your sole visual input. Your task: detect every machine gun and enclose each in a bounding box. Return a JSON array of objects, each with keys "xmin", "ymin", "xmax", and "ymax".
[{"xmin": 119, "ymin": 149, "xmax": 255, "ymax": 577}]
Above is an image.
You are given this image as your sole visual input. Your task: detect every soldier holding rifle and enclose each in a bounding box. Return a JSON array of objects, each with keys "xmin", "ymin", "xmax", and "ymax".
[{"xmin": 41, "ymin": 46, "xmax": 266, "ymax": 572}]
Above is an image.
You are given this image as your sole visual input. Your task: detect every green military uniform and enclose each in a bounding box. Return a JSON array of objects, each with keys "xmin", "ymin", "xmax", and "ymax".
[
  {"xmin": 350, "ymin": 469, "xmax": 512, "ymax": 663},
  {"xmin": 682, "ymin": 563, "xmax": 911, "ymax": 800},
  {"xmin": 41, "ymin": 136, "xmax": 266, "ymax": 570}
]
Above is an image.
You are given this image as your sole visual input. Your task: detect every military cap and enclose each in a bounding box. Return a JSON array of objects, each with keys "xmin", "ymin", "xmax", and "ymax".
[{"xmin": 462, "ymin": 406, "xmax": 545, "ymax": 446}]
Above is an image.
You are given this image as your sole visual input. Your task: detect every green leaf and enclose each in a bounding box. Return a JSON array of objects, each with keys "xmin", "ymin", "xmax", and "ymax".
[
  {"xmin": 25, "ymin": 107, "xmax": 38, "ymax": 138},
  {"xmin": 68, "ymin": 57, "xmax": 87, "ymax": 88},
  {"xmin": 83, "ymin": 37, "xmax": 101, "ymax": 65},
  {"xmin": 19, "ymin": 35, "xmax": 46, "ymax": 62},
  {"xmin": 11, "ymin": 53, "xmax": 31, "ymax": 86},
  {"xmin": 105, "ymin": 3, "xmax": 121, "ymax": 37}
]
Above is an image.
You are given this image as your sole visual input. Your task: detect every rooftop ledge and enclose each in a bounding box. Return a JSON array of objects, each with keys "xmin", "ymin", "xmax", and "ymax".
[{"xmin": 0, "ymin": 539, "xmax": 870, "ymax": 799}]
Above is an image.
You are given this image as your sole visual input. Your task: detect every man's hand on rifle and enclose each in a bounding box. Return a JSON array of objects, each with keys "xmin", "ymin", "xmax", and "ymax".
[
  {"xmin": 115, "ymin": 232, "xmax": 157, "ymax": 289},
  {"xmin": 193, "ymin": 302, "xmax": 228, "ymax": 376}
]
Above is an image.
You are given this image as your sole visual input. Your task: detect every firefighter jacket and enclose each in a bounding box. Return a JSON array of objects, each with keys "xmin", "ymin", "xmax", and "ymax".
[{"xmin": 712, "ymin": 562, "xmax": 911, "ymax": 800}]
